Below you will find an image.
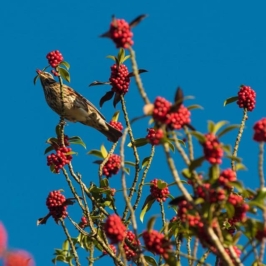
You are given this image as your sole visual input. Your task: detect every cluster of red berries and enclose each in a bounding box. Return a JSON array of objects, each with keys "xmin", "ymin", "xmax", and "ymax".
[
  {"xmin": 123, "ymin": 231, "xmax": 140, "ymax": 261},
  {"xmin": 218, "ymin": 169, "xmax": 236, "ymax": 187},
  {"xmin": 102, "ymin": 154, "xmax": 121, "ymax": 178},
  {"xmin": 46, "ymin": 190, "xmax": 68, "ymax": 222},
  {"xmin": 47, "ymin": 146, "xmax": 73, "ymax": 173},
  {"xmin": 237, "ymin": 85, "xmax": 256, "ymax": 111},
  {"xmin": 228, "ymin": 194, "xmax": 249, "ymax": 224},
  {"xmin": 109, "ymin": 64, "xmax": 130, "ymax": 95},
  {"xmin": 146, "ymin": 128, "xmax": 164, "ymax": 145},
  {"xmin": 3, "ymin": 250, "xmax": 35, "ymax": 266},
  {"xmin": 150, "ymin": 179, "xmax": 170, "ymax": 202},
  {"xmin": 103, "ymin": 244, "xmax": 117, "ymax": 255},
  {"xmin": 51, "ymin": 69, "xmax": 60, "ymax": 77},
  {"xmin": 256, "ymin": 227, "xmax": 266, "ymax": 241},
  {"xmin": 195, "ymin": 183, "xmax": 227, "ymax": 203},
  {"xmin": 142, "ymin": 229, "xmax": 172, "ymax": 259},
  {"xmin": 218, "ymin": 246, "xmax": 241, "ymax": 266},
  {"xmin": 166, "ymin": 105, "xmax": 191, "ymax": 130},
  {"xmin": 152, "ymin": 97, "xmax": 191, "ymax": 130},
  {"xmin": 177, "ymin": 200, "xmax": 193, "ymax": 222},
  {"xmin": 253, "ymin": 118, "xmax": 266, "ymax": 142},
  {"xmin": 80, "ymin": 216, "xmax": 87, "ymax": 228},
  {"xmin": 46, "ymin": 50, "xmax": 63, "ymax": 68},
  {"xmin": 109, "ymin": 19, "xmax": 133, "ymax": 48},
  {"xmin": 109, "ymin": 121, "xmax": 123, "ymax": 132},
  {"xmin": 202, "ymin": 133, "xmax": 223, "ymax": 164},
  {"xmin": 170, "ymin": 216, "xmax": 179, "ymax": 223},
  {"xmin": 104, "ymin": 214, "xmax": 126, "ymax": 243}
]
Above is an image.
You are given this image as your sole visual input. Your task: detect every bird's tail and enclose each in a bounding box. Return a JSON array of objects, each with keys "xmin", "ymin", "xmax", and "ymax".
[{"xmin": 99, "ymin": 122, "xmax": 123, "ymax": 143}]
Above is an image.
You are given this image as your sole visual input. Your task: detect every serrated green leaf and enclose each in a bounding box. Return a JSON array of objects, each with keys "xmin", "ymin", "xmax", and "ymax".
[
  {"xmin": 235, "ymin": 163, "xmax": 247, "ymax": 171},
  {"xmin": 128, "ymin": 138, "xmax": 149, "ymax": 148},
  {"xmin": 140, "ymin": 195, "xmax": 155, "ymax": 223},
  {"xmin": 44, "ymin": 145, "xmax": 55, "ymax": 154},
  {"xmin": 111, "ymin": 110, "xmax": 120, "ymax": 122},
  {"xmin": 100, "ymin": 145, "xmax": 108, "ymax": 158},
  {"xmin": 224, "ymin": 96, "xmax": 238, "ymax": 106},
  {"xmin": 213, "ymin": 121, "xmax": 229, "ymax": 135},
  {"xmin": 58, "ymin": 67, "xmax": 70, "ymax": 82},
  {"xmin": 87, "ymin": 149, "xmax": 104, "ymax": 158},
  {"xmin": 144, "ymin": 255, "xmax": 158, "ymax": 266},
  {"xmin": 217, "ymin": 124, "xmax": 240, "ymax": 138},
  {"xmin": 187, "ymin": 104, "xmax": 204, "ymax": 111},
  {"xmin": 225, "ymin": 155, "xmax": 242, "ymax": 163},
  {"xmin": 190, "ymin": 131, "xmax": 205, "ymax": 143},
  {"xmin": 147, "ymin": 215, "xmax": 157, "ymax": 231},
  {"xmin": 189, "ymin": 157, "xmax": 205, "ymax": 171},
  {"xmin": 142, "ymin": 156, "xmax": 151, "ymax": 169},
  {"xmin": 60, "ymin": 61, "xmax": 70, "ymax": 70},
  {"xmin": 125, "ymin": 161, "xmax": 135, "ymax": 167}
]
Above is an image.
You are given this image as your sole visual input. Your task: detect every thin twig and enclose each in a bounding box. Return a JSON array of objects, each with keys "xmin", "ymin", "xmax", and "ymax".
[
  {"xmin": 60, "ymin": 219, "xmax": 81, "ymax": 266},
  {"xmin": 187, "ymin": 237, "xmax": 192, "ymax": 266},
  {"xmin": 196, "ymin": 249, "xmax": 210, "ymax": 266},
  {"xmin": 128, "ymin": 46, "xmax": 150, "ymax": 105},
  {"xmin": 184, "ymin": 126, "xmax": 194, "ymax": 161},
  {"xmin": 228, "ymin": 245, "xmax": 243, "ymax": 266},
  {"xmin": 259, "ymin": 142, "xmax": 265, "ymax": 189},
  {"xmin": 159, "ymin": 201, "xmax": 166, "ymax": 227},
  {"xmin": 231, "ymin": 108, "xmax": 248, "ymax": 171},
  {"xmin": 175, "ymin": 250, "xmax": 211, "ymax": 266},
  {"xmin": 193, "ymin": 238, "xmax": 199, "ymax": 265},
  {"xmin": 173, "ymin": 133, "xmax": 190, "ymax": 165}
]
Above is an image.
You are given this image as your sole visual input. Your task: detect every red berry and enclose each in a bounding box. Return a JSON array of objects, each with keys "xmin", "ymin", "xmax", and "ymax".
[
  {"xmin": 104, "ymin": 214, "xmax": 126, "ymax": 244},
  {"xmin": 150, "ymin": 179, "xmax": 170, "ymax": 202},
  {"xmin": 0, "ymin": 222, "xmax": 7, "ymax": 257},
  {"xmin": 253, "ymin": 118, "xmax": 266, "ymax": 142},
  {"xmin": 110, "ymin": 121, "xmax": 123, "ymax": 132},
  {"xmin": 146, "ymin": 128, "xmax": 164, "ymax": 145},
  {"xmin": 103, "ymin": 244, "xmax": 117, "ymax": 255},
  {"xmin": 202, "ymin": 133, "xmax": 223, "ymax": 164},
  {"xmin": 46, "ymin": 190, "xmax": 68, "ymax": 222},
  {"xmin": 237, "ymin": 85, "xmax": 256, "ymax": 111},
  {"xmin": 166, "ymin": 105, "xmax": 191, "ymax": 130},
  {"xmin": 102, "ymin": 154, "xmax": 121, "ymax": 178},
  {"xmin": 152, "ymin": 97, "xmax": 171, "ymax": 123},
  {"xmin": 80, "ymin": 216, "xmax": 87, "ymax": 228},
  {"xmin": 3, "ymin": 250, "xmax": 35, "ymax": 266},
  {"xmin": 109, "ymin": 19, "xmax": 133, "ymax": 48},
  {"xmin": 109, "ymin": 64, "xmax": 130, "ymax": 95},
  {"xmin": 218, "ymin": 246, "xmax": 241, "ymax": 266},
  {"xmin": 46, "ymin": 50, "xmax": 63, "ymax": 68},
  {"xmin": 123, "ymin": 231, "xmax": 140, "ymax": 261},
  {"xmin": 218, "ymin": 169, "xmax": 236, "ymax": 187},
  {"xmin": 142, "ymin": 230, "xmax": 172, "ymax": 259}
]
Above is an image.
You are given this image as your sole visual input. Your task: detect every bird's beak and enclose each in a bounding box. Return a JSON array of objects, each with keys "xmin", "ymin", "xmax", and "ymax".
[{"xmin": 36, "ymin": 69, "xmax": 42, "ymax": 75}]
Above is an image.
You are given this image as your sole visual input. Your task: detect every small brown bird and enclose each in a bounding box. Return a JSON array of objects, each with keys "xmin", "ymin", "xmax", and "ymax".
[{"xmin": 37, "ymin": 70, "xmax": 122, "ymax": 142}]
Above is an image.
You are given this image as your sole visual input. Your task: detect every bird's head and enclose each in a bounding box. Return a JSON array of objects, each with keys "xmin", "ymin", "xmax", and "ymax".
[{"xmin": 36, "ymin": 69, "xmax": 56, "ymax": 87}]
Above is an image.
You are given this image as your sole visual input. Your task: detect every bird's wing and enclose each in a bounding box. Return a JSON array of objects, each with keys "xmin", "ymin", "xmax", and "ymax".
[{"xmin": 63, "ymin": 84, "xmax": 106, "ymax": 120}]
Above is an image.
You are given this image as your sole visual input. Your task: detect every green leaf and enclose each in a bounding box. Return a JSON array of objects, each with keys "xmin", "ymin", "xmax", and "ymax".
[
  {"xmin": 62, "ymin": 240, "xmax": 69, "ymax": 251},
  {"xmin": 144, "ymin": 255, "xmax": 158, "ymax": 266},
  {"xmin": 228, "ymin": 181, "xmax": 244, "ymax": 192},
  {"xmin": 181, "ymin": 168, "xmax": 191, "ymax": 179},
  {"xmin": 128, "ymin": 138, "xmax": 149, "ymax": 148},
  {"xmin": 142, "ymin": 156, "xmax": 151, "ymax": 169},
  {"xmin": 217, "ymin": 124, "xmax": 240, "ymax": 138},
  {"xmin": 100, "ymin": 178, "xmax": 109, "ymax": 188},
  {"xmin": 224, "ymin": 96, "xmax": 238, "ymax": 106},
  {"xmin": 209, "ymin": 164, "xmax": 220, "ymax": 183},
  {"xmin": 117, "ymin": 48, "xmax": 125, "ymax": 65},
  {"xmin": 189, "ymin": 157, "xmax": 205, "ymax": 171},
  {"xmin": 222, "ymin": 144, "xmax": 232, "ymax": 154},
  {"xmin": 147, "ymin": 215, "xmax": 157, "ymax": 231},
  {"xmin": 106, "ymin": 55, "xmax": 116, "ymax": 61},
  {"xmin": 163, "ymin": 138, "xmax": 175, "ymax": 152},
  {"xmin": 60, "ymin": 61, "xmax": 70, "ymax": 70},
  {"xmin": 224, "ymin": 202, "xmax": 235, "ymax": 218},
  {"xmin": 187, "ymin": 104, "xmax": 204, "ymax": 111},
  {"xmin": 87, "ymin": 149, "xmax": 104, "ymax": 158},
  {"xmin": 212, "ymin": 121, "xmax": 229, "ymax": 135},
  {"xmin": 140, "ymin": 195, "xmax": 155, "ymax": 223},
  {"xmin": 44, "ymin": 145, "xmax": 54, "ymax": 154},
  {"xmin": 125, "ymin": 161, "xmax": 136, "ymax": 167},
  {"xmin": 123, "ymin": 167, "xmax": 130, "ymax": 175},
  {"xmin": 122, "ymin": 55, "xmax": 131, "ymax": 63},
  {"xmin": 235, "ymin": 163, "xmax": 247, "ymax": 171},
  {"xmin": 148, "ymin": 118, "xmax": 154, "ymax": 125},
  {"xmin": 68, "ymin": 136, "xmax": 86, "ymax": 149},
  {"xmin": 65, "ymin": 151, "xmax": 77, "ymax": 155},
  {"xmin": 157, "ymin": 180, "xmax": 168, "ymax": 189},
  {"xmin": 190, "ymin": 131, "xmax": 205, "ymax": 143},
  {"xmin": 111, "ymin": 110, "xmax": 120, "ymax": 122},
  {"xmin": 207, "ymin": 120, "xmax": 215, "ymax": 134},
  {"xmin": 100, "ymin": 145, "xmax": 108, "ymax": 158},
  {"xmin": 58, "ymin": 67, "xmax": 70, "ymax": 82},
  {"xmin": 225, "ymin": 155, "xmax": 242, "ymax": 163}
]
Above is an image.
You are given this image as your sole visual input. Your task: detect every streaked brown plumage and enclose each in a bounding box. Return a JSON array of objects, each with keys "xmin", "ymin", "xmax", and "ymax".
[{"xmin": 37, "ymin": 71, "xmax": 122, "ymax": 142}]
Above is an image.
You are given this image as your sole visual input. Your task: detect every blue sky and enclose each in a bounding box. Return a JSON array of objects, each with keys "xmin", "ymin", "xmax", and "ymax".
[{"xmin": 1, "ymin": 0, "xmax": 266, "ymax": 265}]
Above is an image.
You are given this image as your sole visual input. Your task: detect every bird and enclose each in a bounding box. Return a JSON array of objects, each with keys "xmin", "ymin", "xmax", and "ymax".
[{"xmin": 36, "ymin": 70, "xmax": 122, "ymax": 142}]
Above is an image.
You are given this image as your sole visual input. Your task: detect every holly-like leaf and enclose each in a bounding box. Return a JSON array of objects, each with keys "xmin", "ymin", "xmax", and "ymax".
[
  {"xmin": 140, "ymin": 195, "xmax": 155, "ymax": 223},
  {"xmin": 187, "ymin": 104, "xmax": 204, "ymax": 111},
  {"xmin": 89, "ymin": 81, "xmax": 111, "ymax": 87},
  {"xmin": 60, "ymin": 61, "xmax": 70, "ymax": 70},
  {"xmin": 207, "ymin": 120, "xmax": 215, "ymax": 134},
  {"xmin": 58, "ymin": 67, "xmax": 70, "ymax": 82},
  {"xmin": 224, "ymin": 96, "xmax": 238, "ymax": 106},
  {"xmin": 189, "ymin": 156, "xmax": 205, "ymax": 171},
  {"xmin": 144, "ymin": 256, "xmax": 158, "ymax": 266},
  {"xmin": 87, "ymin": 149, "xmax": 104, "ymax": 158},
  {"xmin": 128, "ymin": 69, "xmax": 148, "ymax": 77},
  {"xmin": 44, "ymin": 145, "xmax": 54, "ymax": 154},
  {"xmin": 146, "ymin": 215, "xmax": 157, "ymax": 231},
  {"xmin": 113, "ymin": 92, "xmax": 121, "ymax": 107},
  {"xmin": 117, "ymin": 48, "xmax": 125, "ymax": 65},
  {"xmin": 68, "ymin": 136, "xmax": 86, "ymax": 149},
  {"xmin": 111, "ymin": 110, "xmax": 120, "ymax": 122},
  {"xmin": 65, "ymin": 151, "xmax": 77, "ymax": 156},
  {"xmin": 217, "ymin": 124, "xmax": 240, "ymax": 138},
  {"xmin": 142, "ymin": 156, "xmax": 151, "ymax": 169},
  {"xmin": 129, "ymin": 14, "xmax": 147, "ymax": 28},
  {"xmin": 100, "ymin": 145, "xmax": 108, "ymax": 158},
  {"xmin": 100, "ymin": 91, "xmax": 115, "ymax": 107},
  {"xmin": 163, "ymin": 138, "xmax": 175, "ymax": 152},
  {"xmin": 190, "ymin": 131, "xmax": 205, "ymax": 143},
  {"xmin": 212, "ymin": 121, "xmax": 229, "ymax": 135},
  {"xmin": 128, "ymin": 138, "xmax": 149, "ymax": 148},
  {"xmin": 157, "ymin": 180, "xmax": 167, "ymax": 189}
]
